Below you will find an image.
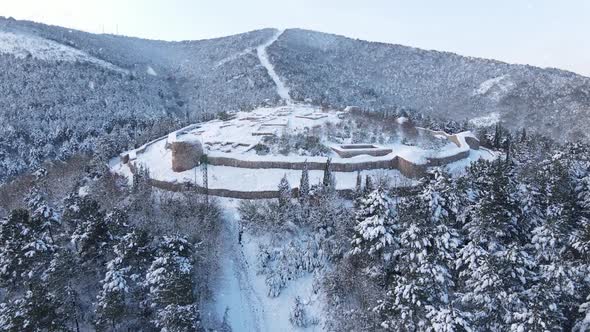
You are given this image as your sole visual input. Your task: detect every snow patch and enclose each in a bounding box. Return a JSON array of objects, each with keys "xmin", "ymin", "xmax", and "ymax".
[
  {"xmin": 397, "ymin": 116, "xmax": 408, "ymax": 124},
  {"xmin": 474, "ymin": 75, "xmax": 506, "ymax": 95},
  {"xmin": 473, "ymin": 75, "xmax": 515, "ymax": 101},
  {"xmin": 215, "ymin": 47, "xmax": 254, "ymax": 68},
  {"xmin": 146, "ymin": 65, "xmax": 157, "ymax": 76},
  {"xmin": 469, "ymin": 112, "xmax": 500, "ymax": 127},
  {"xmin": 0, "ymin": 31, "xmax": 126, "ymax": 73}
]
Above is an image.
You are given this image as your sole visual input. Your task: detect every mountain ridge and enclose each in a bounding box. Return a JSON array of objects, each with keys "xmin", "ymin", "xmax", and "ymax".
[{"xmin": 4, "ymin": 16, "xmax": 588, "ymax": 78}]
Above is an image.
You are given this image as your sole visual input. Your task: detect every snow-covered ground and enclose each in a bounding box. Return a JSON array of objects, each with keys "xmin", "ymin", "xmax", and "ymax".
[
  {"xmin": 444, "ymin": 147, "xmax": 497, "ymax": 175},
  {"xmin": 0, "ymin": 30, "xmax": 126, "ymax": 73},
  {"xmin": 171, "ymin": 105, "xmax": 339, "ymax": 150},
  {"xmin": 257, "ymin": 30, "xmax": 292, "ymax": 104}
]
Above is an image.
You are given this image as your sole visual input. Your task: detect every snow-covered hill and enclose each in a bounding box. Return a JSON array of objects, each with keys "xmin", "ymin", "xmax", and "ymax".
[{"xmin": 1, "ymin": 16, "xmax": 589, "ymax": 183}]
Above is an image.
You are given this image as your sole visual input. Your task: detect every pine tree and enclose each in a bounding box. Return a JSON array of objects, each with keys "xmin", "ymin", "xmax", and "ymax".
[
  {"xmin": 0, "ymin": 282, "xmax": 65, "ymax": 331},
  {"xmin": 95, "ymin": 259, "xmax": 128, "ymax": 330},
  {"xmin": 290, "ymin": 296, "xmax": 306, "ymax": 327},
  {"xmin": 364, "ymin": 175, "xmax": 374, "ymax": 194},
  {"xmin": 299, "ymin": 161, "xmax": 310, "ymax": 203},
  {"xmin": 350, "ymin": 188, "xmax": 397, "ymax": 257},
  {"xmin": 68, "ymin": 198, "xmax": 113, "ymax": 260},
  {"xmin": 0, "ymin": 209, "xmax": 54, "ymax": 285},
  {"xmin": 220, "ymin": 307, "xmax": 232, "ymax": 332},
  {"xmin": 457, "ymin": 160, "xmax": 534, "ymax": 330},
  {"xmin": 494, "ymin": 123, "xmax": 502, "ymax": 148},
  {"xmin": 511, "ymin": 283, "xmax": 565, "ymax": 331},
  {"xmin": 289, "ymin": 296, "xmax": 317, "ymax": 328},
  {"xmin": 132, "ymin": 165, "xmax": 151, "ymax": 194},
  {"xmin": 354, "ymin": 171, "xmax": 363, "ymax": 199},
  {"xmin": 278, "ymin": 174, "xmax": 292, "ymax": 208},
  {"xmin": 322, "ymin": 157, "xmax": 333, "ymax": 189},
  {"xmin": 154, "ymin": 304, "xmax": 201, "ymax": 332},
  {"xmin": 146, "ymin": 236, "xmax": 197, "ymax": 330},
  {"xmin": 531, "ymin": 156, "xmax": 587, "ymax": 327},
  {"xmin": 131, "ymin": 165, "xmax": 153, "ymax": 213},
  {"xmin": 378, "ymin": 169, "xmax": 467, "ymax": 331},
  {"xmin": 42, "ymin": 248, "xmax": 80, "ymax": 330},
  {"xmin": 94, "ymin": 227, "xmax": 153, "ymax": 330}
]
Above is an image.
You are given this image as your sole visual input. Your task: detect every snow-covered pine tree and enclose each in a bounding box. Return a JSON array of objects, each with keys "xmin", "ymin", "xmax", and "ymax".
[
  {"xmin": 494, "ymin": 123, "xmax": 502, "ymax": 148},
  {"xmin": 354, "ymin": 171, "xmax": 363, "ymax": 199},
  {"xmin": 378, "ymin": 168, "xmax": 467, "ymax": 331},
  {"xmin": 42, "ymin": 248, "xmax": 80, "ymax": 329},
  {"xmin": 132, "ymin": 164, "xmax": 151, "ymax": 194},
  {"xmin": 95, "ymin": 258, "xmax": 129, "ymax": 330},
  {"xmin": 146, "ymin": 236, "xmax": 200, "ymax": 330},
  {"xmin": 67, "ymin": 197, "xmax": 113, "ymax": 261},
  {"xmin": 115, "ymin": 229, "xmax": 154, "ymax": 275},
  {"xmin": 154, "ymin": 304, "xmax": 201, "ymax": 332},
  {"xmin": 350, "ymin": 188, "xmax": 397, "ymax": 257},
  {"xmin": 299, "ymin": 161, "xmax": 310, "ymax": 203},
  {"xmin": 220, "ymin": 307, "xmax": 232, "ymax": 332},
  {"xmin": 510, "ymin": 283, "xmax": 564, "ymax": 332},
  {"xmin": 0, "ymin": 209, "xmax": 54, "ymax": 285},
  {"xmin": 532, "ymin": 156, "xmax": 587, "ymax": 328},
  {"xmin": 290, "ymin": 296, "xmax": 318, "ymax": 328},
  {"xmin": 131, "ymin": 165, "xmax": 153, "ymax": 213},
  {"xmin": 364, "ymin": 175, "xmax": 374, "ymax": 194},
  {"xmin": 278, "ymin": 174, "xmax": 292, "ymax": 208},
  {"xmin": 0, "ymin": 283, "xmax": 65, "ymax": 331},
  {"xmin": 457, "ymin": 160, "xmax": 534, "ymax": 330},
  {"xmin": 322, "ymin": 157, "xmax": 333, "ymax": 189}
]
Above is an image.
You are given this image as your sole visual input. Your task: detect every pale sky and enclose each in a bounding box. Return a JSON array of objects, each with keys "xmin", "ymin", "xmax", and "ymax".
[{"xmin": 1, "ymin": 0, "xmax": 588, "ymax": 76}]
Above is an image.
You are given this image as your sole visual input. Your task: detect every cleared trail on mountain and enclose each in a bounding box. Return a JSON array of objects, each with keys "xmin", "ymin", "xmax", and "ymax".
[{"xmin": 257, "ymin": 29, "xmax": 292, "ymax": 104}]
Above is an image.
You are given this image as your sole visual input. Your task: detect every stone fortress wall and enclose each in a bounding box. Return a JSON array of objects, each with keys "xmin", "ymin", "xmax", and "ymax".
[{"xmin": 122, "ymin": 124, "xmax": 482, "ymax": 199}]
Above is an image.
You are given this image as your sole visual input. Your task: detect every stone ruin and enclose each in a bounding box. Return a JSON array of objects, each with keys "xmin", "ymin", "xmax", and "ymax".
[{"xmin": 170, "ymin": 138, "xmax": 203, "ymax": 172}]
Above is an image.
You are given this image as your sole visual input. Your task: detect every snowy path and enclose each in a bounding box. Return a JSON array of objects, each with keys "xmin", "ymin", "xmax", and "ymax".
[
  {"xmin": 207, "ymin": 202, "xmax": 267, "ymax": 331},
  {"xmin": 206, "ymin": 198, "xmax": 326, "ymax": 331},
  {"xmin": 257, "ymin": 30, "xmax": 292, "ymax": 104}
]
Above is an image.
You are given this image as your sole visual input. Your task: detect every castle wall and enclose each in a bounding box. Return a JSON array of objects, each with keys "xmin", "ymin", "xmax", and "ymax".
[{"xmin": 122, "ymin": 123, "xmax": 482, "ymax": 199}]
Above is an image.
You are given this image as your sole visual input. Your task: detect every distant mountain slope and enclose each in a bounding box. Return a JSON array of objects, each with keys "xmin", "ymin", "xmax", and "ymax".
[
  {"xmin": 268, "ymin": 29, "xmax": 590, "ymax": 141},
  {"xmin": 0, "ymin": 17, "xmax": 278, "ymax": 182},
  {"xmin": 1, "ymin": 18, "xmax": 279, "ymax": 114}
]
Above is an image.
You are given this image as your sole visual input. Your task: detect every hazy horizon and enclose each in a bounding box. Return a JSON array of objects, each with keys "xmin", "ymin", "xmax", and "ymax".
[{"xmin": 1, "ymin": 0, "xmax": 589, "ymax": 77}]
